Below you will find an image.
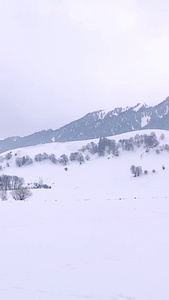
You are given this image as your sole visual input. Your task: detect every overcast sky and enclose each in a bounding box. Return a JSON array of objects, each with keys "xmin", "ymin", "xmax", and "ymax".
[{"xmin": 1, "ymin": 0, "xmax": 169, "ymax": 138}]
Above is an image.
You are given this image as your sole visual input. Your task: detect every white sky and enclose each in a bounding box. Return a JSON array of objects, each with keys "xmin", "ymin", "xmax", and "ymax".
[{"xmin": 1, "ymin": 0, "xmax": 169, "ymax": 138}]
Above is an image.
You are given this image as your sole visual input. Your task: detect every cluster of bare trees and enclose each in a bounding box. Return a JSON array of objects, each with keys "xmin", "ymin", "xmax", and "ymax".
[
  {"xmin": 0, "ymin": 175, "xmax": 32, "ymax": 201},
  {"xmin": 79, "ymin": 132, "xmax": 166, "ymax": 158},
  {"xmin": 16, "ymin": 156, "xmax": 33, "ymax": 167},
  {"xmin": 0, "ymin": 132, "xmax": 166, "ymax": 172},
  {"xmin": 130, "ymin": 164, "xmax": 166, "ymax": 177},
  {"xmin": 34, "ymin": 151, "xmax": 86, "ymax": 166},
  {"xmin": 0, "ymin": 175, "xmax": 24, "ymax": 190},
  {"xmin": 35, "ymin": 152, "xmax": 69, "ymax": 165},
  {"xmin": 79, "ymin": 139, "xmax": 119, "ymax": 157}
]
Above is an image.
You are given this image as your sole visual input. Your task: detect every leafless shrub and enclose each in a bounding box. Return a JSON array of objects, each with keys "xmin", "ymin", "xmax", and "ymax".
[{"xmin": 11, "ymin": 188, "xmax": 32, "ymax": 200}]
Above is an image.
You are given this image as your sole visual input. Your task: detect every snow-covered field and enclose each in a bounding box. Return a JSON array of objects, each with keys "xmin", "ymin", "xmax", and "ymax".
[{"xmin": 0, "ymin": 130, "xmax": 169, "ymax": 300}]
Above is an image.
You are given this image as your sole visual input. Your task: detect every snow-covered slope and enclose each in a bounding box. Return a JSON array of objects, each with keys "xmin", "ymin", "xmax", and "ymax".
[
  {"xmin": 0, "ymin": 130, "xmax": 169, "ymax": 300},
  {"xmin": 1, "ymin": 129, "xmax": 169, "ymax": 199}
]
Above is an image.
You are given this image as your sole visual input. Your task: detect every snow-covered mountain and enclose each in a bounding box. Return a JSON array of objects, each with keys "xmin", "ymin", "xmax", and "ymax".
[
  {"xmin": 1, "ymin": 96, "xmax": 169, "ymax": 153},
  {"xmin": 1, "ymin": 129, "xmax": 169, "ymax": 300}
]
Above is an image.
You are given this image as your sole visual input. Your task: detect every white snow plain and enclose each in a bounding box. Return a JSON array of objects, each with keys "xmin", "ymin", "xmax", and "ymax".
[{"xmin": 0, "ymin": 130, "xmax": 169, "ymax": 300}]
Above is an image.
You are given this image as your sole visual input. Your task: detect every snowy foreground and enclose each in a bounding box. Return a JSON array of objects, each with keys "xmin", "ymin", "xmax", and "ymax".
[{"xmin": 0, "ymin": 130, "xmax": 169, "ymax": 300}]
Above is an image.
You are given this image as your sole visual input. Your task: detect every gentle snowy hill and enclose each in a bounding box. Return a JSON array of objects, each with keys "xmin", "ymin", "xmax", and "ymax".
[
  {"xmin": 0, "ymin": 129, "xmax": 169, "ymax": 300},
  {"xmin": 0, "ymin": 129, "xmax": 169, "ymax": 199}
]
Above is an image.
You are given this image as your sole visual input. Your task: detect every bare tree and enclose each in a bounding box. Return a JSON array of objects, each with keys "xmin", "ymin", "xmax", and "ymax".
[
  {"xmin": 11, "ymin": 188, "xmax": 32, "ymax": 200},
  {"xmin": 59, "ymin": 154, "xmax": 69, "ymax": 165},
  {"xmin": 0, "ymin": 189, "xmax": 7, "ymax": 201},
  {"xmin": 16, "ymin": 156, "xmax": 33, "ymax": 167},
  {"xmin": 77, "ymin": 153, "xmax": 85, "ymax": 165},
  {"xmin": 130, "ymin": 165, "xmax": 142, "ymax": 177},
  {"xmin": 49, "ymin": 154, "xmax": 57, "ymax": 164},
  {"xmin": 0, "ymin": 175, "xmax": 24, "ymax": 190},
  {"xmin": 130, "ymin": 165, "xmax": 137, "ymax": 177}
]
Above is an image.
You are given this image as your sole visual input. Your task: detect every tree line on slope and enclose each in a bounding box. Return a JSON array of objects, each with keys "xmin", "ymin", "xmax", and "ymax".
[
  {"xmin": 130, "ymin": 164, "xmax": 166, "ymax": 177},
  {"xmin": 0, "ymin": 132, "xmax": 168, "ymax": 170}
]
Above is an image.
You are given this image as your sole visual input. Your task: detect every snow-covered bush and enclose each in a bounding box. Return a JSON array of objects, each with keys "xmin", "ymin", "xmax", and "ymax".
[{"xmin": 130, "ymin": 165, "xmax": 142, "ymax": 177}]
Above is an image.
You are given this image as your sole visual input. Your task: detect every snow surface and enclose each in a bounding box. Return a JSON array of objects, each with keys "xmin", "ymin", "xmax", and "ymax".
[
  {"xmin": 133, "ymin": 103, "xmax": 148, "ymax": 112},
  {"xmin": 141, "ymin": 115, "xmax": 151, "ymax": 128},
  {"xmin": 96, "ymin": 110, "xmax": 108, "ymax": 119},
  {"xmin": 133, "ymin": 103, "xmax": 142, "ymax": 112},
  {"xmin": 0, "ymin": 130, "xmax": 169, "ymax": 299},
  {"xmin": 158, "ymin": 106, "xmax": 169, "ymax": 118}
]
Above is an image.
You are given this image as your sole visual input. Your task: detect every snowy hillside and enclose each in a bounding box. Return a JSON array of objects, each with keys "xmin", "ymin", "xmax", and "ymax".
[
  {"xmin": 0, "ymin": 129, "xmax": 169, "ymax": 198},
  {"xmin": 0, "ymin": 129, "xmax": 169, "ymax": 299}
]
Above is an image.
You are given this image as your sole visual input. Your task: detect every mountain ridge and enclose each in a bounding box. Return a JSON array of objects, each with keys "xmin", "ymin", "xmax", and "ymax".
[{"xmin": 1, "ymin": 96, "xmax": 169, "ymax": 153}]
